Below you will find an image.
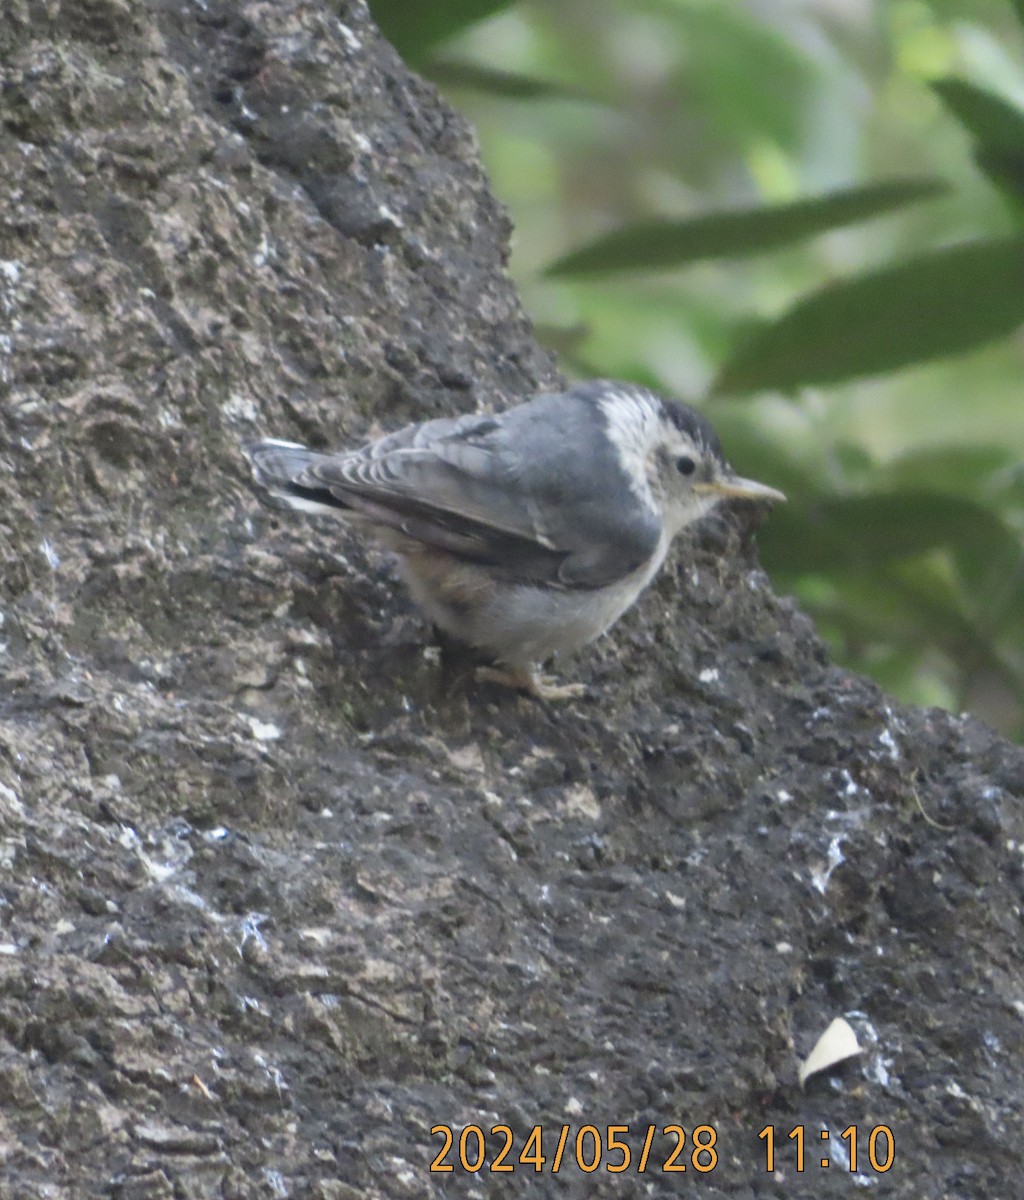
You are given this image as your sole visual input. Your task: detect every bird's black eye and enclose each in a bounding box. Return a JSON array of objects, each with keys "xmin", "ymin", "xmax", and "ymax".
[{"xmin": 676, "ymin": 455, "xmax": 696, "ymax": 477}]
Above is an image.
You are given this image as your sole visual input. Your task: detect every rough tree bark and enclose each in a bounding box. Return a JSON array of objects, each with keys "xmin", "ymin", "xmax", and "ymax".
[{"xmin": 1, "ymin": 2, "xmax": 1022, "ymax": 1197}]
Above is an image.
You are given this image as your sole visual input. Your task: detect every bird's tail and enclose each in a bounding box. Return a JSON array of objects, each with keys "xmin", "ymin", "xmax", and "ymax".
[{"xmin": 244, "ymin": 439, "xmax": 350, "ymax": 517}]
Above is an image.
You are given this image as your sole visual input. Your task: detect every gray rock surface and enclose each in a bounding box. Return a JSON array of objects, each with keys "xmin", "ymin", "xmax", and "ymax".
[{"xmin": 2, "ymin": 1, "xmax": 1023, "ymax": 1196}]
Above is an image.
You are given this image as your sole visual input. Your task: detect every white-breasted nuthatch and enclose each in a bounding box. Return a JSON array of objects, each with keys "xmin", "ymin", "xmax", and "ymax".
[{"xmin": 244, "ymin": 380, "xmax": 784, "ymax": 698}]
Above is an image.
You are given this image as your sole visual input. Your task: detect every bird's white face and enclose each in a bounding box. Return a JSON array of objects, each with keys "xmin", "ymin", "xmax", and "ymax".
[
  {"xmin": 649, "ymin": 415, "xmax": 786, "ymax": 538},
  {"xmin": 649, "ymin": 422, "xmax": 727, "ymax": 536},
  {"xmin": 595, "ymin": 387, "xmax": 785, "ymax": 539}
]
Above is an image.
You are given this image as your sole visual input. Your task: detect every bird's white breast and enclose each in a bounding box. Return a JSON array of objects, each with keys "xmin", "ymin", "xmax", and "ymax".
[{"xmin": 438, "ymin": 532, "xmax": 672, "ymax": 667}]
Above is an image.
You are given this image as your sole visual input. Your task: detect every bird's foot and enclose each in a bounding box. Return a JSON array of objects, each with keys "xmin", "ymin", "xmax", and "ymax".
[{"xmin": 474, "ymin": 665, "xmax": 587, "ymax": 701}]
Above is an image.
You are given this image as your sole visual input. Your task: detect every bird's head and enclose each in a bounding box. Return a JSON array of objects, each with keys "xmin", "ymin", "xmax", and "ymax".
[
  {"xmin": 651, "ymin": 396, "xmax": 785, "ymax": 535},
  {"xmin": 594, "ymin": 383, "xmax": 785, "ymax": 538}
]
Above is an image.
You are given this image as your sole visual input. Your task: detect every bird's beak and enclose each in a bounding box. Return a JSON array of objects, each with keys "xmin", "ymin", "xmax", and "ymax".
[{"xmin": 693, "ymin": 476, "xmax": 787, "ymax": 504}]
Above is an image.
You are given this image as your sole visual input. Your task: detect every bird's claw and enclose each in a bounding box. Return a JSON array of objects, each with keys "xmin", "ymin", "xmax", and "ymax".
[{"xmin": 474, "ymin": 666, "xmax": 587, "ymax": 701}]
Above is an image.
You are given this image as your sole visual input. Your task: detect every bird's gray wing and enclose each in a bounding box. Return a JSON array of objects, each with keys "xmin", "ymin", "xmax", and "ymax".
[{"xmin": 287, "ymin": 398, "xmax": 662, "ymax": 589}]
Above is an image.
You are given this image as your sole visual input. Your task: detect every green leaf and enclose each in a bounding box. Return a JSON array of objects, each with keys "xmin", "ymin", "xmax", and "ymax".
[
  {"xmin": 807, "ymin": 569, "xmax": 972, "ymax": 658},
  {"xmin": 932, "ymin": 79, "xmax": 1024, "ymax": 152},
  {"xmin": 544, "ymin": 179, "xmax": 947, "ymax": 277},
  {"xmin": 369, "ymin": 0, "xmax": 518, "ymax": 62},
  {"xmin": 932, "ymin": 80, "xmax": 1024, "ymax": 205},
  {"xmin": 1013, "ymin": 0, "xmax": 1024, "ymax": 31},
  {"xmin": 713, "ymin": 236, "xmax": 1024, "ymax": 394},
  {"xmin": 758, "ymin": 491, "xmax": 1023, "ymax": 578},
  {"xmin": 796, "ymin": 562, "xmax": 1016, "ymax": 688},
  {"xmin": 424, "ymin": 59, "xmax": 591, "ymax": 101},
  {"xmin": 876, "ymin": 445, "xmax": 1018, "ymax": 496},
  {"xmin": 642, "ymin": 0, "xmax": 819, "ymax": 153},
  {"xmin": 972, "ymin": 148, "xmax": 1024, "ymax": 206}
]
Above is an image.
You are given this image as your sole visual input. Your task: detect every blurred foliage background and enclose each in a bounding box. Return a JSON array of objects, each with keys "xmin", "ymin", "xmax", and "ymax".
[{"xmin": 369, "ymin": 0, "xmax": 1024, "ymax": 740}]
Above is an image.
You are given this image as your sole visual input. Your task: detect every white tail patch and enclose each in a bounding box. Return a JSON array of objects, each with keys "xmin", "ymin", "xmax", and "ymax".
[
  {"xmin": 271, "ymin": 492, "xmax": 346, "ymax": 517},
  {"xmin": 255, "ymin": 438, "xmax": 308, "ymax": 451}
]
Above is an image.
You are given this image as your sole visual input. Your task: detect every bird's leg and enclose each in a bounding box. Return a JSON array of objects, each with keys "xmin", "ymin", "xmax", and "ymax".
[{"xmin": 474, "ymin": 664, "xmax": 587, "ymax": 701}]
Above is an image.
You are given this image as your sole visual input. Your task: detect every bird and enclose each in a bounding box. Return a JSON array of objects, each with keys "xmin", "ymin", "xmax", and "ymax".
[{"xmin": 244, "ymin": 380, "xmax": 785, "ymax": 699}]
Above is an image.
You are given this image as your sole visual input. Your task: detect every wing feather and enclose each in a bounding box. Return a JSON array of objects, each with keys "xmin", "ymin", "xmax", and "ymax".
[{"xmin": 262, "ymin": 390, "xmax": 663, "ymax": 589}]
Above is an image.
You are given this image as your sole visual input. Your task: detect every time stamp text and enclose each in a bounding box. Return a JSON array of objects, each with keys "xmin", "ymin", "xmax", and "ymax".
[{"xmin": 430, "ymin": 1123, "xmax": 895, "ymax": 1175}]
